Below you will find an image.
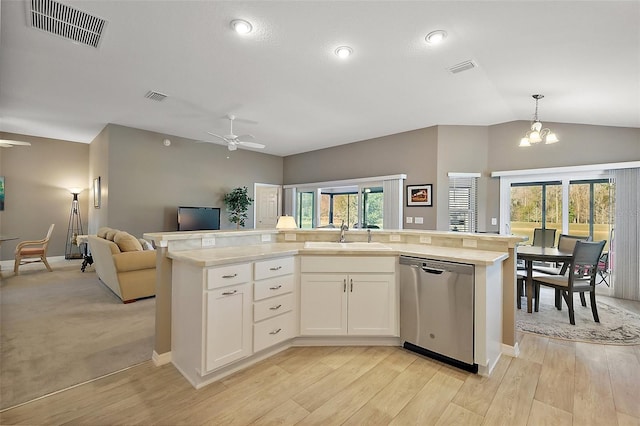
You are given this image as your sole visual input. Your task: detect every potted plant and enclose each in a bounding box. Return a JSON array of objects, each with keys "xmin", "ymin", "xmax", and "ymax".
[{"xmin": 223, "ymin": 186, "xmax": 253, "ymax": 229}]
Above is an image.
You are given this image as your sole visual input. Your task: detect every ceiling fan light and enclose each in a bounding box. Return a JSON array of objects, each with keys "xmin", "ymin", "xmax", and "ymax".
[
  {"xmin": 545, "ymin": 133, "xmax": 559, "ymax": 144},
  {"xmin": 231, "ymin": 19, "xmax": 252, "ymax": 34},
  {"xmin": 519, "ymin": 138, "xmax": 531, "ymax": 147}
]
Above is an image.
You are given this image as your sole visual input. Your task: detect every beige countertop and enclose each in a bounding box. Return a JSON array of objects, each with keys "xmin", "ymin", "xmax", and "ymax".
[{"xmin": 167, "ymin": 242, "xmax": 507, "ymax": 267}]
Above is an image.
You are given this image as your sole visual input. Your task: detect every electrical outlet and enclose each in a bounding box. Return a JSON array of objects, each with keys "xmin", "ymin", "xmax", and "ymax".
[
  {"xmin": 389, "ymin": 234, "xmax": 401, "ymax": 242},
  {"xmin": 463, "ymin": 239, "xmax": 477, "ymax": 248},
  {"xmin": 414, "ymin": 217, "xmax": 423, "ymax": 224},
  {"xmin": 491, "ymin": 217, "xmax": 497, "ymax": 226},
  {"xmin": 406, "ymin": 217, "xmax": 413, "ymax": 224},
  {"xmin": 420, "ymin": 236, "xmax": 431, "ymax": 244},
  {"xmin": 284, "ymin": 233, "xmax": 297, "ymax": 241},
  {"xmin": 202, "ymin": 237, "xmax": 216, "ymax": 247},
  {"xmin": 261, "ymin": 234, "xmax": 271, "ymax": 242}
]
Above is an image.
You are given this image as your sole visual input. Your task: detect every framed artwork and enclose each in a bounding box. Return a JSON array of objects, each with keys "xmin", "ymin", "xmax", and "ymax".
[
  {"xmin": 406, "ymin": 184, "xmax": 433, "ymax": 207},
  {"xmin": 93, "ymin": 176, "xmax": 101, "ymax": 208},
  {"xmin": 0, "ymin": 176, "xmax": 4, "ymax": 211}
]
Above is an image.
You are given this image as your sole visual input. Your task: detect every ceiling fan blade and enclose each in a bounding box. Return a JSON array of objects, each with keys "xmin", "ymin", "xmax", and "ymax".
[
  {"xmin": 206, "ymin": 132, "xmax": 227, "ymax": 141},
  {"xmin": 235, "ymin": 134, "xmax": 254, "ymax": 140},
  {"xmin": 237, "ymin": 141, "xmax": 266, "ymax": 149}
]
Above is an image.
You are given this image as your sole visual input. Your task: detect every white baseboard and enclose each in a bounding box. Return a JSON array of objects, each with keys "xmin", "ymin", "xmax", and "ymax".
[
  {"xmin": 152, "ymin": 350, "xmax": 172, "ymax": 366},
  {"xmin": 502, "ymin": 342, "xmax": 520, "ymax": 358}
]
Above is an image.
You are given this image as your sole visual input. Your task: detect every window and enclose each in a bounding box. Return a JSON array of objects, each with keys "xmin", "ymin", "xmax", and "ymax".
[
  {"xmin": 568, "ymin": 179, "xmax": 614, "ymax": 250},
  {"xmin": 296, "ymin": 191, "xmax": 316, "ymax": 229},
  {"xmin": 448, "ymin": 174, "xmax": 479, "ymax": 232},
  {"xmin": 510, "ymin": 181, "xmax": 562, "ymax": 243}
]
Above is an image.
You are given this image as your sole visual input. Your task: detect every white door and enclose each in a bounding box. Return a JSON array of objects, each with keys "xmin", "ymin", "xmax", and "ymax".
[{"xmin": 255, "ymin": 184, "xmax": 281, "ymax": 229}]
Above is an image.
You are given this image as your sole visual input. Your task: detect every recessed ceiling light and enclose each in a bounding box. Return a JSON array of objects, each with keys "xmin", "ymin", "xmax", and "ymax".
[
  {"xmin": 230, "ymin": 19, "xmax": 252, "ymax": 34},
  {"xmin": 425, "ymin": 30, "xmax": 447, "ymax": 45},
  {"xmin": 334, "ymin": 46, "xmax": 353, "ymax": 59}
]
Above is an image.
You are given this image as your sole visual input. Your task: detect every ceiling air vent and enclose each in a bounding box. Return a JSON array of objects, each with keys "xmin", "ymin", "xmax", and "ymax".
[
  {"xmin": 448, "ymin": 60, "xmax": 477, "ymax": 74},
  {"xmin": 28, "ymin": 0, "xmax": 107, "ymax": 48},
  {"xmin": 144, "ymin": 91, "xmax": 168, "ymax": 102}
]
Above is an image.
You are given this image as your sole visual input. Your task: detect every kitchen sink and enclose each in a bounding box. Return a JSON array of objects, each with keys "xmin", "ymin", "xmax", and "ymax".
[{"xmin": 303, "ymin": 241, "xmax": 392, "ymax": 250}]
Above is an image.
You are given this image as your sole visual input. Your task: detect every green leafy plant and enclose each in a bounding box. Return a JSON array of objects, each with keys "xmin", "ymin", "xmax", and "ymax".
[{"xmin": 223, "ymin": 186, "xmax": 253, "ymax": 229}]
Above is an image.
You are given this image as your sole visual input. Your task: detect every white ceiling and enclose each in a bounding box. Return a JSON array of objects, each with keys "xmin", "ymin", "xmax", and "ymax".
[{"xmin": 1, "ymin": 1, "xmax": 638, "ymax": 156}]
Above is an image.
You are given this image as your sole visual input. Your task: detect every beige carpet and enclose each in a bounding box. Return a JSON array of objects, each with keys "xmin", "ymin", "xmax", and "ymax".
[
  {"xmin": 516, "ymin": 287, "xmax": 640, "ymax": 345},
  {"xmin": 0, "ymin": 261, "xmax": 155, "ymax": 410}
]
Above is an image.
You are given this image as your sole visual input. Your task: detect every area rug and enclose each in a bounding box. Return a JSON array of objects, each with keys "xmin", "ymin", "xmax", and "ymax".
[
  {"xmin": 516, "ymin": 290, "xmax": 640, "ymax": 345},
  {"xmin": 0, "ymin": 261, "xmax": 155, "ymax": 410}
]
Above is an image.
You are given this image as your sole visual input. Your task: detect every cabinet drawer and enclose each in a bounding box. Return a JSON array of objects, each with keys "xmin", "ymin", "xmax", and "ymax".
[
  {"xmin": 254, "ymin": 257, "xmax": 294, "ymax": 280},
  {"xmin": 300, "ymin": 256, "xmax": 395, "ymax": 273},
  {"xmin": 254, "ymin": 275, "xmax": 294, "ymax": 301},
  {"xmin": 254, "ymin": 311, "xmax": 295, "ymax": 353},
  {"xmin": 254, "ymin": 293, "xmax": 294, "ymax": 322},
  {"xmin": 207, "ymin": 263, "xmax": 251, "ymax": 290}
]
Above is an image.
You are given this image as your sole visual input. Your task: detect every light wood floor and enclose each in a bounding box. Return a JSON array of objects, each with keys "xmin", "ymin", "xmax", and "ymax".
[{"xmin": 2, "ymin": 332, "xmax": 639, "ymax": 426}]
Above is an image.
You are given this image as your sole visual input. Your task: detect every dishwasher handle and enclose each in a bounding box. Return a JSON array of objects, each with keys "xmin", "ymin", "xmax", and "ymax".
[{"xmin": 421, "ymin": 267, "xmax": 445, "ymax": 275}]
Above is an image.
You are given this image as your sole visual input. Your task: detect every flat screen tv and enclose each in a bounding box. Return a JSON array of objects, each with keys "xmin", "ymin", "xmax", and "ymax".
[{"xmin": 177, "ymin": 207, "xmax": 221, "ymax": 231}]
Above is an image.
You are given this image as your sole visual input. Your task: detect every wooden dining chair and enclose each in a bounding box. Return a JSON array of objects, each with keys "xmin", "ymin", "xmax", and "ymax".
[
  {"xmin": 533, "ymin": 240, "xmax": 606, "ymax": 325},
  {"xmin": 14, "ymin": 224, "xmax": 55, "ymax": 275}
]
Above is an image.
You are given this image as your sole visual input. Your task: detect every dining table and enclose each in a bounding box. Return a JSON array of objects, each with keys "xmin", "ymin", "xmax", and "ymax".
[{"xmin": 517, "ymin": 245, "xmax": 573, "ymax": 313}]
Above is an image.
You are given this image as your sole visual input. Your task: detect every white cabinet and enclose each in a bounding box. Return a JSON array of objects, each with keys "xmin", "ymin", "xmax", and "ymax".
[
  {"xmin": 253, "ymin": 257, "xmax": 296, "ymax": 352},
  {"xmin": 300, "ymin": 256, "xmax": 397, "ymax": 336},
  {"xmin": 205, "ymin": 281, "xmax": 252, "ymax": 372}
]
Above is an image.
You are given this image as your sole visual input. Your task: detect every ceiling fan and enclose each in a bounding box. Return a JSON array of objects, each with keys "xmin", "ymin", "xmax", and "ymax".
[
  {"xmin": 0, "ymin": 139, "xmax": 31, "ymax": 148},
  {"xmin": 205, "ymin": 115, "xmax": 265, "ymax": 151}
]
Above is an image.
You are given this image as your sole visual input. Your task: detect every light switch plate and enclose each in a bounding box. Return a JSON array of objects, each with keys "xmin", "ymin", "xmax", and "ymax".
[
  {"xmin": 389, "ymin": 234, "xmax": 401, "ymax": 242},
  {"xmin": 414, "ymin": 217, "xmax": 424, "ymax": 224},
  {"xmin": 463, "ymin": 239, "xmax": 477, "ymax": 248},
  {"xmin": 491, "ymin": 217, "xmax": 497, "ymax": 225},
  {"xmin": 420, "ymin": 236, "xmax": 431, "ymax": 244},
  {"xmin": 406, "ymin": 217, "xmax": 413, "ymax": 224},
  {"xmin": 202, "ymin": 237, "xmax": 216, "ymax": 247},
  {"xmin": 261, "ymin": 234, "xmax": 271, "ymax": 242},
  {"xmin": 284, "ymin": 233, "xmax": 297, "ymax": 241}
]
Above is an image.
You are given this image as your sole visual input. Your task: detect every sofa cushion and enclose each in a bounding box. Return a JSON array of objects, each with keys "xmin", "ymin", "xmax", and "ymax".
[
  {"xmin": 97, "ymin": 227, "xmax": 111, "ymax": 239},
  {"xmin": 112, "ymin": 249, "xmax": 156, "ymax": 272},
  {"xmin": 114, "ymin": 231, "xmax": 143, "ymax": 252},
  {"xmin": 138, "ymin": 238, "xmax": 154, "ymax": 250},
  {"xmin": 105, "ymin": 228, "xmax": 119, "ymax": 241}
]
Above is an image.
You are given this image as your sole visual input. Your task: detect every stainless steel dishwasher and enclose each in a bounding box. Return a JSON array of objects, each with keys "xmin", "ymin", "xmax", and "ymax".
[{"xmin": 399, "ymin": 256, "xmax": 477, "ymax": 372}]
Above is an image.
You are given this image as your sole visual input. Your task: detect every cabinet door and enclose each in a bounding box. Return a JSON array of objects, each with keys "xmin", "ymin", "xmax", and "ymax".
[
  {"xmin": 205, "ymin": 282, "xmax": 252, "ymax": 372},
  {"xmin": 348, "ymin": 274, "xmax": 397, "ymax": 336},
  {"xmin": 300, "ymin": 274, "xmax": 347, "ymax": 335}
]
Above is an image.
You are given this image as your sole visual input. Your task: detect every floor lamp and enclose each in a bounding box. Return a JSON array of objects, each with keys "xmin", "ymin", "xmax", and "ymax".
[{"xmin": 65, "ymin": 188, "xmax": 84, "ymax": 259}]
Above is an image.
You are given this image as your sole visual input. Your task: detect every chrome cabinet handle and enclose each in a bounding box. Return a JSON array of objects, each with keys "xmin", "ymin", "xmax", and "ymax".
[
  {"xmin": 222, "ymin": 273, "xmax": 237, "ymax": 279},
  {"xmin": 269, "ymin": 285, "xmax": 282, "ymax": 290},
  {"xmin": 350, "ymin": 278, "xmax": 353, "ymax": 292},
  {"xmin": 269, "ymin": 328, "xmax": 282, "ymax": 335},
  {"xmin": 222, "ymin": 290, "xmax": 237, "ymax": 296},
  {"xmin": 269, "ymin": 266, "xmax": 282, "ymax": 271},
  {"xmin": 343, "ymin": 279, "xmax": 346, "ymax": 292},
  {"xmin": 269, "ymin": 304, "xmax": 282, "ymax": 310}
]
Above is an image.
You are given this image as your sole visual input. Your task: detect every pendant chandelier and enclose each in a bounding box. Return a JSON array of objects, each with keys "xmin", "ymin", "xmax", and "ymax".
[{"xmin": 519, "ymin": 94, "xmax": 559, "ymax": 147}]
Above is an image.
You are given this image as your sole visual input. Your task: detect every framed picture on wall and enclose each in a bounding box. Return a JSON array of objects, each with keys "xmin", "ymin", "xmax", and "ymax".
[
  {"xmin": 406, "ymin": 184, "xmax": 433, "ymax": 207},
  {"xmin": 93, "ymin": 176, "xmax": 101, "ymax": 208}
]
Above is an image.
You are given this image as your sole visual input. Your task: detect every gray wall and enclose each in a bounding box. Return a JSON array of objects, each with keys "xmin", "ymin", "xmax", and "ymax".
[
  {"xmin": 90, "ymin": 124, "xmax": 284, "ymax": 239},
  {"xmin": 0, "ymin": 132, "xmax": 89, "ymax": 260},
  {"xmin": 284, "ymin": 126, "xmax": 440, "ymax": 229}
]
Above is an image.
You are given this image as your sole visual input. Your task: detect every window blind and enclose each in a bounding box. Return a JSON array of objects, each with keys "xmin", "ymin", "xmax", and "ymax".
[{"xmin": 448, "ymin": 174, "xmax": 479, "ymax": 232}]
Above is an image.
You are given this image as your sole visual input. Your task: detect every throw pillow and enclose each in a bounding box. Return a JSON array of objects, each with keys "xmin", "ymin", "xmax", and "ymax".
[
  {"xmin": 105, "ymin": 228, "xmax": 119, "ymax": 241},
  {"xmin": 138, "ymin": 238, "xmax": 154, "ymax": 250},
  {"xmin": 114, "ymin": 231, "xmax": 143, "ymax": 252},
  {"xmin": 97, "ymin": 227, "xmax": 111, "ymax": 239}
]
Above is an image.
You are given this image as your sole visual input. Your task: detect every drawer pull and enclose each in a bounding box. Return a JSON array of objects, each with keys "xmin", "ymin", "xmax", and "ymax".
[
  {"xmin": 222, "ymin": 290, "xmax": 237, "ymax": 296},
  {"xmin": 222, "ymin": 273, "xmax": 238, "ymax": 279},
  {"xmin": 269, "ymin": 266, "xmax": 282, "ymax": 271},
  {"xmin": 269, "ymin": 328, "xmax": 282, "ymax": 335},
  {"xmin": 269, "ymin": 304, "xmax": 282, "ymax": 311},
  {"xmin": 269, "ymin": 285, "xmax": 282, "ymax": 290}
]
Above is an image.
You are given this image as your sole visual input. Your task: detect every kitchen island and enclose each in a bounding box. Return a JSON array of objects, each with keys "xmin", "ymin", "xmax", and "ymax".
[{"xmin": 144, "ymin": 229, "xmax": 524, "ymax": 386}]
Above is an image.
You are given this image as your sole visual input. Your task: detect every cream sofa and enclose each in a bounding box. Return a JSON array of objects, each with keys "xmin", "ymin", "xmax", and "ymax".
[{"xmin": 88, "ymin": 228, "xmax": 156, "ymax": 303}]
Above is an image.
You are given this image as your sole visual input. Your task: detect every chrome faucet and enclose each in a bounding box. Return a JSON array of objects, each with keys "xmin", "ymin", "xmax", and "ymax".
[{"xmin": 339, "ymin": 220, "xmax": 348, "ymax": 243}]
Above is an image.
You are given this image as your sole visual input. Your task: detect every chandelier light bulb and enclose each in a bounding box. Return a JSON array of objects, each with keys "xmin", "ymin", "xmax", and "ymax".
[
  {"xmin": 519, "ymin": 138, "xmax": 531, "ymax": 147},
  {"xmin": 545, "ymin": 133, "xmax": 559, "ymax": 144},
  {"xmin": 519, "ymin": 94, "xmax": 558, "ymax": 147}
]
